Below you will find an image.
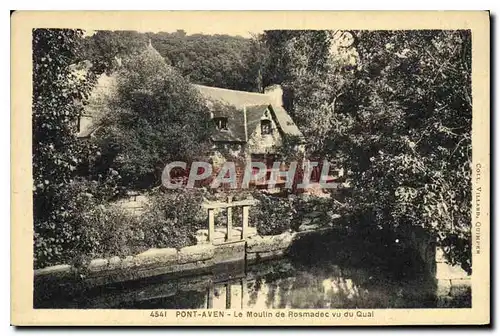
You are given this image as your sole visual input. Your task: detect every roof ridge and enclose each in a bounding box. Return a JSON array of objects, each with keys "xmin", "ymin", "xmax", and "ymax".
[{"xmin": 193, "ymin": 84, "xmax": 269, "ymax": 97}]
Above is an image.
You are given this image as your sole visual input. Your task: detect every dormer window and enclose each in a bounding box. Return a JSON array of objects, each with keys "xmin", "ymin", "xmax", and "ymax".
[
  {"xmin": 214, "ymin": 117, "xmax": 228, "ymax": 131},
  {"xmin": 261, "ymin": 119, "xmax": 272, "ymax": 135}
]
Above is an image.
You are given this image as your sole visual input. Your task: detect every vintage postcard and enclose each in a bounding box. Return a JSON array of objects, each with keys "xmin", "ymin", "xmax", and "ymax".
[{"xmin": 11, "ymin": 11, "xmax": 490, "ymax": 326}]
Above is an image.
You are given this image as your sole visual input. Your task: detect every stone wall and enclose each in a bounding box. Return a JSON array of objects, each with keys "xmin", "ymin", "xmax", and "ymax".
[
  {"xmin": 401, "ymin": 225, "xmax": 471, "ymax": 307},
  {"xmin": 34, "ymin": 224, "xmax": 327, "ymax": 294},
  {"xmin": 35, "ymin": 222, "xmax": 470, "ymax": 307},
  {"xmin": 35, "ymin": 244, "xmax": 218, "ymax": 291},
  {"xmin": 434, "ymin": 247, "xmax": 471, "ymax": 307}
]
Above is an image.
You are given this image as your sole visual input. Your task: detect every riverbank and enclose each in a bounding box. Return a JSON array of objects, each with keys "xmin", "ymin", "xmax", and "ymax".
[{"xmin": 35, "ymin": 226, "xmax": 470, "ymax": 309}]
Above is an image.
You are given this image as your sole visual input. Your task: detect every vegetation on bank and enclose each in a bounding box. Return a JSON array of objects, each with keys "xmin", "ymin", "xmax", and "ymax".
[
  {"xmin": 35, "ymin": 183, "xmax": 330, "ymax": 269},
  {"xmin": 33, "ymin": 29, "xmax": 472, "ymax": 273}
]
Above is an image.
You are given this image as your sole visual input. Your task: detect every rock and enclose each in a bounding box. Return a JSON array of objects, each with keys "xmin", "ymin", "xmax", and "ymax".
[
  {"xmin": 35, "ymin": 264, "xmax": 72, "ymax": 276},
  {"xmin": 300, "ymin": 218, "xmax": 313, "ymax": 226},
  {"xmin": 258, "ymin": 250, "xmax": 285, "ymax": 260},
  {"xmin": 246, "ymin": 232, "xmax": 296, "ymax": 253},
  {"xmin": 121, "ymin": 256, "xmax": 135, "ymax": 268},
  {"xmin": 450, "ymin": 279, "xmax": 471, "ymax": 297},
  {"xmin": 178, "ymin": 244, "xmax": 215, "ymax": 264},
  {"xmin": 135, "ymin": 248, "xmax": 178, "ymax": 266},
  {"xmin": 88, "ymin": 258, "xmax": 108, "ymax": 272},
  {"xmin": 245, "ymin": 226, "xmax": 258, "ymax": 238},
  {"xmin": 213, "ymin": 241, "xmax": 246, "ymax": 263},
  {"xmin": 298, "ymin": 223, "xmax": 321, "ymax": 232},
  {"xmin": 108, "ymin": 256, "xmax": 121, "ymax": 269},
  {"xmin": 196, "ymin": 229, "xmax": 209, "ymax": 237},
  {"xmin": 163, "ymin": 260, "xmax": 215, "ymax": 274},
  {"xmin": 215, "ymin": 227, "xmax": 228, "ymax": 234},
  {"xmin": 435, "ymin": 262, "xmax": 469, "ymax": 280},
  {"xmin": 212, "ymin": 230, "xmax": 226, "ymax": 241},
  {"xmin": 196, "ymin": 235, "xmax": 210, "ymax": 245}
]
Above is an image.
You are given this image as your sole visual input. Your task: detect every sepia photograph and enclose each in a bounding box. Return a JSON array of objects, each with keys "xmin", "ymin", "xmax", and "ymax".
[{"xmin": 11, "ymin": 11, "xmax": 490, "ymax": 326}]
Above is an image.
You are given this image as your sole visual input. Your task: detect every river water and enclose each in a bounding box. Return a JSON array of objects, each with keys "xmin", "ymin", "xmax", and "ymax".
[{"xmin": 34, "ymin": 229, "xmax": 470, "ymax": 309}]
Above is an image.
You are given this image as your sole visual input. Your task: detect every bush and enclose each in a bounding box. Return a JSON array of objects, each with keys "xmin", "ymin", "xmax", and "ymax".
[
  {"xmin": 139, "ymin": 189, "xmax": 209, "ymax": 249},
  {"xmin": 34, "ymin": 178, "xmax": 141, "ymax": 269},
  {"xmin": 93, "ymin": 47, "xmax": 214, "ymax": 190},
  {"xmin": 250, "ymin": 192, "xmax": 296, "ymax": 235},
  {"xmin": 74, "ymin": 204, "xmax": 145, "ymax": 262},
  {"xmin": 34, "ymin": 186, "xmax": 215, "ymax": 269}
]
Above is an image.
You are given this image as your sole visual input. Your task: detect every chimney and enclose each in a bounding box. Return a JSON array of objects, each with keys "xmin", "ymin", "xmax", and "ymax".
[{"xmin": 264, "ymin": 84, "xmax": 284, "ymax": 107}]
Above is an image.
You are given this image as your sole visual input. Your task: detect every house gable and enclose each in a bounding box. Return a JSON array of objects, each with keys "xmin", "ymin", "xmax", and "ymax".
[
  {"xmin": 246, "ymin": 105, "xmax": 284, "ymax": 155},
  {"xmin": 196, "ymin": 84, "xmax": 304, "ymax": 145}
]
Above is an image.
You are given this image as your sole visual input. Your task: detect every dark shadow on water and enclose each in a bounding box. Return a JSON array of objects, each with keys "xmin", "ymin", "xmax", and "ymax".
[
  {"xmin": 36, "ymin": 228, "xmax": 465, "ymax": 309},
  {"xmin": 286, "ymin": 228, "xmax": 428, "ymax": 280}
]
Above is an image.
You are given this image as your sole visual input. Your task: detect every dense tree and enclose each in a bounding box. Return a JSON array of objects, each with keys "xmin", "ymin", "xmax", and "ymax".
[
  {"xmin": 150, "ymin": 31, "xmax": 264, "ymax": 91},
  {"xmin": 260, "ymin": 30, "xmax": 348, "ymax": 156},
  {"xmin": 335, "ymin": 30, "xmax": 472, "ymax": 273},
  {"xmin": 261, "ymin": 30, "xmax": 333, "ymax": 88},
  {"xmin": 261, "ymin": 30, "xmax": 472, "ymax": 272},
  {"xmin": 83, "ymin": 30, "xmax": 265, "ymax": 92},
  {"xmin": 32, "ymin": 29, "xmax": 98, "ymax": 267},
  {"xmin": 82, "ymin": 30, "xmax": 149, "ymax": 75},
  {"xmin": 92, "ymin": 45, "xmax": 215, "ymax": 189}
]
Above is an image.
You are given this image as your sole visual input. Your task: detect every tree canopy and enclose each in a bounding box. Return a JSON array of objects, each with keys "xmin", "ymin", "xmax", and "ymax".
[
  {"xmin": 261, "ymin": 29, "xmax": 472, "ymax": 272},
  {"xmin": 83, "ymin": 30, "xmax": 265, "ymax": 92},
  {"xmin": 92, "ymin": 45, "xmax": 215, "ymax": 189},
  {"xmin": 32, "ymin": 28, "xmax": 99, "ymax": 267}
]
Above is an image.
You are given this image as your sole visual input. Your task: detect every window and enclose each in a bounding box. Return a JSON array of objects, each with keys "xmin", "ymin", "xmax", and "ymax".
[
  {"xmin": 261, "ymin": 119, "xmax": 272, "ymax": 135},
  {"xmin": 213, "ymin": 117, "xmax": 228, "ymax": 131}
]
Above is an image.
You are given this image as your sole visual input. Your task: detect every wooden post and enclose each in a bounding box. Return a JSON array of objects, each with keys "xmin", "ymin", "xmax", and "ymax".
[
  {"xmin": 242, "ymin": 205, "xmax": 249, "ymax": 240},
  {"xmin": 226, "ymin": 196, "xmax": 233, "ymax": 242},
  {"xmin": 208, "ymin": 208, "xmax": 215, "ymax": 243}
]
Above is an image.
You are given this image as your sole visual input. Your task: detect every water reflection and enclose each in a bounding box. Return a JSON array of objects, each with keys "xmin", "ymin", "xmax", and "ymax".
[
  {"xmin": 35, "ymin": 229, "xmax": 469, "ymax": 309},
  {"xmin": 105, "ymin": 258, "xmax": 436, "ymax": 310}
]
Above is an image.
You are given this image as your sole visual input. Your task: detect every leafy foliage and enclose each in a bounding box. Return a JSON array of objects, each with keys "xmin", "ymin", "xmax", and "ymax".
[
  {"xmin": 150, "ymin": 31, "xmax": 266, "ymax": 92},
  {"xmin": 93, "ymin": 48, "xmax": 215, "ymax": 189},
  {"xmin": 33, "ymin": 28, "xmax": 473, "ymax": 276},
  {"xmin": 81, "ymin": 30, "xmax": 148, "ymax": 75},
  {"xmin": 342, "ymin": 30, "xmax": 473, "ymax": 273},
  {"xmin": 33, "ymin": 177, "xmax": 133, "ymax": 268},
  {"xmin": 250, "ymin": 193, "xmax": 296, "ymax": 235},
  {"xmin": 35, "ymin": 183, "xmax": 212, "ymax": 268},
  {"xmin": 83, "ymin": 30, "xmax": 266, "ymax": 92},
  {"xmin": 140, "ymin": 189, "xmax": 209, "ymax": 249},
  {"xmin": 32, "ymin": 29, "xmax": 100, "ymax": 268},
  {"xmin": 261, "ymin": 30, "xmax": 472, "ymax": 272}
]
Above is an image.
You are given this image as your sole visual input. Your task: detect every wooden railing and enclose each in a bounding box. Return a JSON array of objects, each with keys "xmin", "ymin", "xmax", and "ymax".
[{"xmin": 202, "ymin": 197, "xmax": 257, "ymax": 243}]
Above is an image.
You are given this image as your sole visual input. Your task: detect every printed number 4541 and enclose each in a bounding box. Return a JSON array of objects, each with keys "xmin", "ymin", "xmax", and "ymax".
[{"xmin": 150, "ymin": 311, "xmax": 167, "ymax": 318}]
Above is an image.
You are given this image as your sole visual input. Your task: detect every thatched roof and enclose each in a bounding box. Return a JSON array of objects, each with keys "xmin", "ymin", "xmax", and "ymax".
[{"xmin": 194, "ymin": 84, "xmax": 304, "ymax": 142}]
